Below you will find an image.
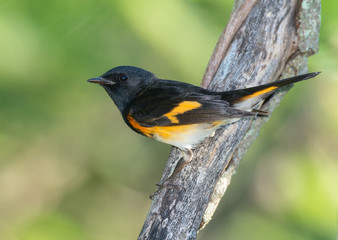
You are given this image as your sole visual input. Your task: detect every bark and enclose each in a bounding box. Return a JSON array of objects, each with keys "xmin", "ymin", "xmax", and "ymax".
[{"xmin": 138, "ymin": 0, "xmax": 320, "ymax": 239}]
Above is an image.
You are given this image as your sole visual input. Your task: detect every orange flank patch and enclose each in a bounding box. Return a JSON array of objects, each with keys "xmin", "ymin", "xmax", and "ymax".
[
  {"xmin": 164, "ymin": 101, "xmax": 201, "ymax": 124},
  {"xmin": 127, "ymin": 114, "xmax": 153, "ymax": 137},
  {"xmin": 238, "ymin": 86, "xmax": 278, "ymax": 101},
  {"xmin": 127, "ymin": 113, "xmax": 227, "ymax": 148},
  {"xmin": 127, "ymin": 113, "xmax": 199, "ymax": 141}
]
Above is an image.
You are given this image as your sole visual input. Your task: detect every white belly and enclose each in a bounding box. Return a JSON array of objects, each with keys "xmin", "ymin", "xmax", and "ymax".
[{"xmin": 152, "ymin": 121, "xmax": 231, "ymax": 150}]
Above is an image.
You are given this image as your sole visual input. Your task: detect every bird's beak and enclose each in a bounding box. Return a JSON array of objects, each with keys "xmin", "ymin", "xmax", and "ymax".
[{"xmin": 87, "ymin": 77, "xmax": 115, "ymax": 85}]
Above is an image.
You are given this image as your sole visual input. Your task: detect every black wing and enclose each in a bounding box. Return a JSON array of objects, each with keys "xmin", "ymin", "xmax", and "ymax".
[{"xmin": 128, "ymin": 80, "xmax": 256, "ymax": 127}]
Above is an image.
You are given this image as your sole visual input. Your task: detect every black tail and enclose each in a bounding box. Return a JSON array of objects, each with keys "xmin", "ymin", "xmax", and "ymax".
[{"xmin": 222, "ymin": 72, "xmax": 320, "ymax": 106}]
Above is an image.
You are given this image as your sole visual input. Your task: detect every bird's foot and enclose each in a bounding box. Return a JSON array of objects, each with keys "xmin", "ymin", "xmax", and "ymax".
[{"xmin": 149, "ymin": 180, "xmax": 184, "ymax": 200}]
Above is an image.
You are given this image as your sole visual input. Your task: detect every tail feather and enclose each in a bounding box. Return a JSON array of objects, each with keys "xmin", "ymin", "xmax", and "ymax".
[{"xmin": 222, "ymin": 72, "xmax": 320, "ymax": 109}]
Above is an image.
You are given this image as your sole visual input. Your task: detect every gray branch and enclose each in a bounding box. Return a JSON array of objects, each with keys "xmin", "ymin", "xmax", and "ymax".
[{"xmin": 138, "ymin": 0, "xmax": 320, "ymax": 239}]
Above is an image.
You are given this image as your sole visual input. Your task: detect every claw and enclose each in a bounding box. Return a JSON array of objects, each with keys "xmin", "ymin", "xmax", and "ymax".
[{"xmin": 150, "ymin": 182, "xmax": 185, "ymax": 199}]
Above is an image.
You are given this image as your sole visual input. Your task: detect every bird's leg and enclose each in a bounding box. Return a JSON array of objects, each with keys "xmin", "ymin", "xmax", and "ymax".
[
  {"xmin": 150, "ymin": 149, "xmax": 193, "ymax": 199},
  {"xmin": 157, "ymin": 148, "xmax": 193, "ymax": 186},
  {"xmin": 163, "ymin": 149, "xmax": 193, "ymax": 184}
]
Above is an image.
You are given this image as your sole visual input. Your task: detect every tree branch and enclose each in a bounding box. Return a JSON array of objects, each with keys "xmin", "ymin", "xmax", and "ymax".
[{"xmin": 138, "ymin": 0, "xmax": 320, "ymax": 239}]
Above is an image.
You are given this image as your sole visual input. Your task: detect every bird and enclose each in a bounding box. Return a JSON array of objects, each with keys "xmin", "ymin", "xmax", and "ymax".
[{"xmin": 88, "ymin": 66, "xmax": 319, "ymax": 186}]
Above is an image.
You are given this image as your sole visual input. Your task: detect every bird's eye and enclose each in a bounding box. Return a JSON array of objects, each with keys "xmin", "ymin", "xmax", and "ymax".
[{"xmin": 119, "ymin": 73, "xmax": 128, "ymax": 82}]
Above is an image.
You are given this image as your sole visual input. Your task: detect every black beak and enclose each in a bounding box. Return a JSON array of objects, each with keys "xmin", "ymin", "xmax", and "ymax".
[{"xmin": 87, "ymin": 77, "xmax": 115, "ymax": 85}]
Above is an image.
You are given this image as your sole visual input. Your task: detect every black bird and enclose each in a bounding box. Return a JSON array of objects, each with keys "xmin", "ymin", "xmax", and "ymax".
[{"xmin": 88, "ymin": 66, "xmax": 319, "ymax": 184}]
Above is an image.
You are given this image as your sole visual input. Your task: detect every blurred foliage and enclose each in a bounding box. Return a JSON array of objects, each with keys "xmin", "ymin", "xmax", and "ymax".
[{"xmin": 0, "ymin": 0, "xmax": 337, "ymax": 239}]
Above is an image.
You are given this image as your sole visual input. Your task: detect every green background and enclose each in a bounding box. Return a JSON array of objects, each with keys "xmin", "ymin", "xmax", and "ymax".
[{"xmin": 1, "ymin": 0, "xmax": 337, "ymax": 239}]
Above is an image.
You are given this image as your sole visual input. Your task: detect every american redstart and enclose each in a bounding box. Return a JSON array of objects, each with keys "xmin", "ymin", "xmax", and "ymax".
[{"xmin": 88, "ymin": 66, "xmax": 319, "ymax": 185}]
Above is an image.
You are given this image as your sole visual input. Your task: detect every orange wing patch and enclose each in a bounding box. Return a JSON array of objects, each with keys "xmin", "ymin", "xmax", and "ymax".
[
  {"xmin": 127, "ymin": 101, "xmax": 201, "ymax": 137},
  {"xmin": 237, "ymin": 86, "xmax": 278, "ymax": 102},
  {"xmin": 127, "ymin": 101, "xmax": 203, "ymax": 142},
  {"xmin": 164, "ymin": 101, "xmax": 201, "ymax": 124}
]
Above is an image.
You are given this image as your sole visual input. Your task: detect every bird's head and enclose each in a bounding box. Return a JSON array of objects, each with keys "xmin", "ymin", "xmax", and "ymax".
[{"xmin": 88, "ymin": 66, "xmax": 157, "ymax": 112}]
